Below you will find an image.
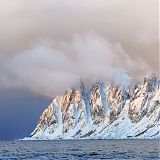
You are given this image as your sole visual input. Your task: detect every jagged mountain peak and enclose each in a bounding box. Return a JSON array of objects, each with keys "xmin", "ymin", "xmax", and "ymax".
[
  {"xmin": 143, "ymin": 73, "xmax": 159, "ymax": 92},
  {"xmin": 25, "ymin": 73, "xmax": 160, "ymax": 140}
]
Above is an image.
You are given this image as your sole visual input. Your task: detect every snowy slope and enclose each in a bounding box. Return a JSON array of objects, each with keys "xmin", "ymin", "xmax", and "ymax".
[{"xmin": 24, "ymin": 73, "xmax": 160, "ymax": 140}]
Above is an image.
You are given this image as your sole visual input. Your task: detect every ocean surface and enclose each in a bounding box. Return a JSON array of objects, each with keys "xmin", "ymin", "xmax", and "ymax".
[{"xmin": 0, "ymin": 140, "xmax": 159, "ymax": 159}]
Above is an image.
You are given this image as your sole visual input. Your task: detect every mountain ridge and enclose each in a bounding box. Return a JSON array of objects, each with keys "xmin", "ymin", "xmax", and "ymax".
[{"xmin": 24, "ymin": 73, "xmax": 160, "ymax": 140}]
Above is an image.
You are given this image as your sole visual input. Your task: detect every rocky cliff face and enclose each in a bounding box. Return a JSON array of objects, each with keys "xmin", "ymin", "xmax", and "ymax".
[{"xmin": 26, "ymin": 73, "xmax": 160, "ymax": 140}]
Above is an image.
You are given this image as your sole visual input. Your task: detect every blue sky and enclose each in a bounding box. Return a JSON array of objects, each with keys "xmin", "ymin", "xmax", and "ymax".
[{"xmin": 0, "ymin": 88, "xmax": 50, "ymax": 140}]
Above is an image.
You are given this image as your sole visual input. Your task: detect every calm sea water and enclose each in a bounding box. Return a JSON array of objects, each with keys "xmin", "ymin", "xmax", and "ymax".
[{"xmin": 0, "ymin": 140, "xmax": 159, "ymax": 160}]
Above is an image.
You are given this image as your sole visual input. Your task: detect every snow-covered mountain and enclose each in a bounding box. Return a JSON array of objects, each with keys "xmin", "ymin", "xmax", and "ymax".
[{"xmin": 25, "ymin": 73, "xmax": 160, "ymax": 140}]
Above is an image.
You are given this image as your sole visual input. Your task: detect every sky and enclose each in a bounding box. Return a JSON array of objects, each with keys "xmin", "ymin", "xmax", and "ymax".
[{"xmin": 0, "ymin": 0, "xmax": 159, "ymax": 140}]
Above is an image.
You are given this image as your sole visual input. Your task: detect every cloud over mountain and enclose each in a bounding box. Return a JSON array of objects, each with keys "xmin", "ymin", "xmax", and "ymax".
[{"xmin": 0, "ymin": 0, "xmax": 158, "ymax": 96}]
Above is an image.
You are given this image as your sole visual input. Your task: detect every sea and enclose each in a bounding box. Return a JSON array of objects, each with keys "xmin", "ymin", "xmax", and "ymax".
[{"xmin": 0, "ymin": 140, "xmax": 159, "ymax": 160}]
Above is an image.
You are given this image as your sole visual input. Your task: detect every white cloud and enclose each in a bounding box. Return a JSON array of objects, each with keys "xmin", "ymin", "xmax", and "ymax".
[{"xmin": 0, "ymin": 32, "xmax": 150, "ymax": 97}]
